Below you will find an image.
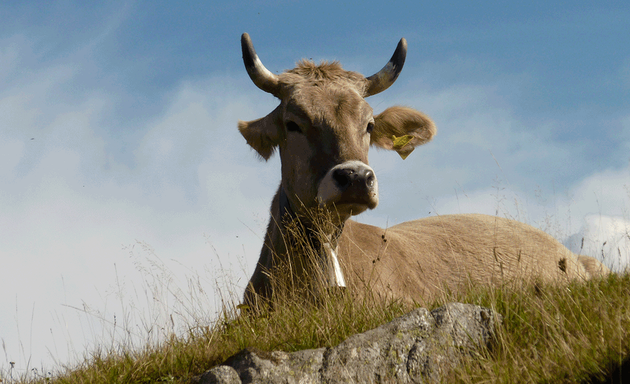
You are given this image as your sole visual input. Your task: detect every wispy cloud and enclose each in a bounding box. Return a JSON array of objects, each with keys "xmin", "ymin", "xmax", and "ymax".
[{"xmin": 0, "ymin": 36, "xmax": 280, "ymax": 373}]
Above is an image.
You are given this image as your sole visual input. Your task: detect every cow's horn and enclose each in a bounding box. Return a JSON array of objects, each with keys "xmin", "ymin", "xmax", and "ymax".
[
  {"xmin": 365, "ymin": 38, "xmax": 407, "ymax": 97},
  {"xmin": 241, "ymin": 33, "xmax": 281, "ymax": 96}
]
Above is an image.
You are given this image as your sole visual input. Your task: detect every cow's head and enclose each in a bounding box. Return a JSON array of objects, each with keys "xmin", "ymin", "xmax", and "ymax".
[{"xmin": 238, "ymin": 33, "xmax": 436, "ymax": 222}]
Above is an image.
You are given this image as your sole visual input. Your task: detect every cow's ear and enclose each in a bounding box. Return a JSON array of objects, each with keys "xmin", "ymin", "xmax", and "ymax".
[
  {"xmin": 238, "ymin": 105, "xmax": 284, "ymax": 160},
  {"xmin": 371, "ymin": 106, "xmax": 436, "ymax": 159}
]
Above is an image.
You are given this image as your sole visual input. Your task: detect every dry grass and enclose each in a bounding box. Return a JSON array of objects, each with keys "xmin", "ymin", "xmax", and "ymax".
[
  {"xmin": 449, "ymin": 272, "xmax": 630, "ymax": 383},
  {"xmin": 4, "ymin": 209, "xmax": 629, "ymax": 383},
  {"xmin": 17, "ymin": 272, "xmax": 627, "ymax": 384},
  {"xmin": 28, "ymin": 285, "xmax": 408, "ymax": 383}
]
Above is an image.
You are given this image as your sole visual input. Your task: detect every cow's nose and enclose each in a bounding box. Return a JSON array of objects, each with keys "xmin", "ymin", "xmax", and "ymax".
[
  {"xmin": 317, "ymin": 160, "xmax": 379, "ymax": 211},
  {"xmin": 332, "ymin": 166, "xmax": 375, "ymax": 191}
]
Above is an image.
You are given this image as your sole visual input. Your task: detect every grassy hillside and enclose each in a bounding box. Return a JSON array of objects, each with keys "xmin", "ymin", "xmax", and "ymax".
[
  {"xmin": 450, "ymin": 272, "xmax": 630, "ymax": 383},
  {"xmin": 6, "ymin": 269, "xmax": 627, "ymax": 384}
]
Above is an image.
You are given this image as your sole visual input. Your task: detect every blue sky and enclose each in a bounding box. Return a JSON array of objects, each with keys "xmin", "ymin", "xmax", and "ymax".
[{"xmin": 1, "ymin": 1, "xmax": 629, "ymax": 377}]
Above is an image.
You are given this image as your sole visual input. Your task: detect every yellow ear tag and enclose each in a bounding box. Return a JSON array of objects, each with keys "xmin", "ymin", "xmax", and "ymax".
[{"xmin": 392, "ymin": 135, "xmax": 415, "ymax": 160}]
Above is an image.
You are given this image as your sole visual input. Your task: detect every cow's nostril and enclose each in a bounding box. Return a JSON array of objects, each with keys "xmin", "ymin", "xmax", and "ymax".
[
  {"xmin": 333, "ymin": 167, "xmax": 376, "ymax": 191},
  {"xmin": 333, "ymin": 168, "xmax": 352, "ymax": 189},
  {"xmin": 365, "ymin": 171, "xmax": 375, "ymax": 188}
]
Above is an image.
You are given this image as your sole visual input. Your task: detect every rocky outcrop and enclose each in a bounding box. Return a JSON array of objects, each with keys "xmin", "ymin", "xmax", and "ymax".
[{"xmin": 196, "ymin": 303, "xmax": 501, "ymax": 384}]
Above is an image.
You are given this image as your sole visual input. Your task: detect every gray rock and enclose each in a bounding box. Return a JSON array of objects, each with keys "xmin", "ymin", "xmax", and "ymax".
[
  {"xmin": 198, "ymin": 365, "xmax": 241, "ymax": 384},
  {"xmin": 197, "ymin": 303, "xmax": 501, "ymax": 384},
  {"xmin": 223, "ymin": 347, "xmax": 325, "ymax": 384}
]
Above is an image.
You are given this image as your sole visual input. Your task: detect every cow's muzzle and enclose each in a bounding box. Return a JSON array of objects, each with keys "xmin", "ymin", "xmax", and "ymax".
[{"xmin": 317, "ymin": 161, "xmax": 379, "ymax": 216}]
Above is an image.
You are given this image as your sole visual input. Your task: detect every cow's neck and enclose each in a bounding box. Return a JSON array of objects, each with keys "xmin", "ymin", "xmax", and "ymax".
[{"xmin": 271, "ymin": 186, "xmax": 346, "ymax": 287}]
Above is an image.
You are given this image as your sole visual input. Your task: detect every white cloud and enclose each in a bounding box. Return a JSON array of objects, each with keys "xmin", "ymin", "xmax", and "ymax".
[
  {"xmin": 557, "ymin": 164, "xmax": 630, "ymax": 270},
  {"xmin": 420, "ymin": 162, "xmax": 630, "ymax": 271},
  {"xmin": 566, "ymin": 166, "xmax": 630, "ymax": 220},
  {"xmin": 0, "ymin": 50, "xmax": 280, "ymax": 375},
  {"xmin": 0, "ymin": 138, "xmax": 24, "ymax": 178},
  {"xmin": 564, "ymin": 215, "xmax": 630, "ymax": 272}
]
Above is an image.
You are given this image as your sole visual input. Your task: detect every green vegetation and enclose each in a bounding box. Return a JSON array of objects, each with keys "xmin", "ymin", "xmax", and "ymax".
[
  {"xmin": 4, "ymin": 210, "xmax": 629, "ymax": 383},
  {"xmin": 451, "ymin": 273, "xmax": 630, "ymax": 383},
  {"xmin": 3, "ymin": 271, "xmax": 625, "ymax": 383}
]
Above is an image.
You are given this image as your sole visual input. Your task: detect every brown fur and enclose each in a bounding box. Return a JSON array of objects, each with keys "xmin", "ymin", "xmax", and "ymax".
[
  {"xmin": 239, "ymin": 47, "xmax": 609, "ymax": 306},
  {"xmin": 339, "ymin": 215, "xmax": 610, "ymax": 305},
  {"xmin": 282, "ymin": 61, "xmax": 367, "ymax": 89},
  {"xmin": 577, "ymin": 255, "xmax": 611, "ymax": 278}
]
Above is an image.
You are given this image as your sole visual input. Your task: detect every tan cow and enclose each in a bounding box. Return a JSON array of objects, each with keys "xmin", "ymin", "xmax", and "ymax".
[{"xmin": 238, "ymin": 33, "xmax": 609, "ymax": 306}]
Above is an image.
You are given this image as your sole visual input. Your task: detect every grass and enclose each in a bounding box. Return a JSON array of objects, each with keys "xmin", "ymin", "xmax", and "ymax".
[
  {"xmin": 5, "ymin": 271, "xmax": 626, "ymax": 383},
  {"xmin": 3, "ymin": 208, "xmax": 629, "ymax": 383},
  {"xmin": 450, "ymin": 272, "xmax": 630, "ymax": 383},
  {"xmin": 17, "ymin": 287, "xmax": 410, "ymax": 383}
]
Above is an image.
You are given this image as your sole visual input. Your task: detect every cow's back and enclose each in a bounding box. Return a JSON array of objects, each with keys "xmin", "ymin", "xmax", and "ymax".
[{"xmin": 339, "ymin": 213, "xmax": 596, "ymax": 303}]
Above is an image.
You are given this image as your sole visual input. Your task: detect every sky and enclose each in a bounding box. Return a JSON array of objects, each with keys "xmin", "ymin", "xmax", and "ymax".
[{"xmin": 1, "ymin": 0, "xmax": 629, "ymax": 378}]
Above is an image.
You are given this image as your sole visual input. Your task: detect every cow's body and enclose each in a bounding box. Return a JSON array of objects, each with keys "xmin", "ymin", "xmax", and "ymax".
[
  {"xmin": 237, "ymin": 33, "xmax": 609, "ymax": 306},
  {"xmin": 339, "ymin": 215, "xmax": 607, "ymax": 304}
]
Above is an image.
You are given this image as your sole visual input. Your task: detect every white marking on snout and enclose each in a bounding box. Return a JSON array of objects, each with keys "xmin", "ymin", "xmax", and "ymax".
[{"xmin": 316, "ymin": 160, "xmax": 379, "ymax": 206}]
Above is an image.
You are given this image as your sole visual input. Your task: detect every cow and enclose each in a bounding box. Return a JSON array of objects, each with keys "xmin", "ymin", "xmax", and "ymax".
[{"xmin": 237, "ymin": 33, "xmax": 609, "ymax": 307}]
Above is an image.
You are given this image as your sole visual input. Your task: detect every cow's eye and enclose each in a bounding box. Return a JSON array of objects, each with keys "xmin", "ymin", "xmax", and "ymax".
[
  {"xmin": 286, "ymin": 121, "xmax": 302, "ymax": 133},
  {"xmin": 366, "ymin": 121, "xmax": 375, "ymax": 134}
]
